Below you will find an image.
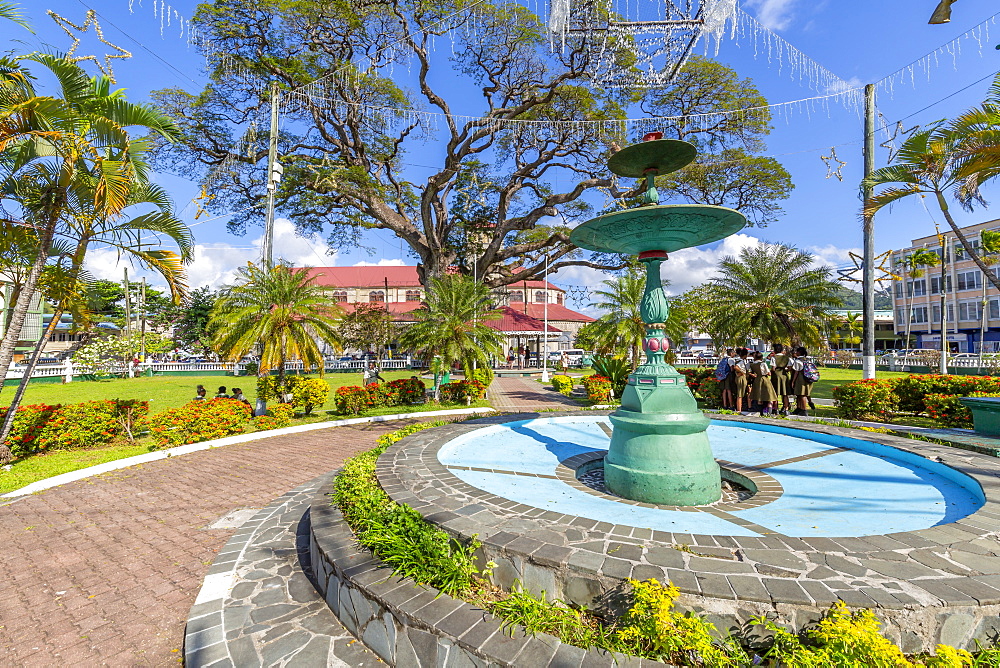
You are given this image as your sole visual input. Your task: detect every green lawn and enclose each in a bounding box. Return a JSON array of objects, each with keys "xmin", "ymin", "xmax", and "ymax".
[
  {"xmin": 2, "ymin": 370, "xmax": 420, "ymax": 414},
  {"xmin": 0, "ymin": 442, "xmax": 155, "ymax": 495}
]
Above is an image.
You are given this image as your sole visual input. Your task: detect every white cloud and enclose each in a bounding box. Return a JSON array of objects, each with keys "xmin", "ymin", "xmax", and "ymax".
[
  {"xmin": 806, "ymin": 243, "xmax": 862, "ymax": 268},
  {"xmin": 83, "ymin": 218, "xmax": 337, "ymax": 291},
  {"xmin": 353, "ymin": 258, "xmax": 406, "ymax": 267},
  {"xmin": 745, "ymin": 0, "xmax": 798, "ymax": 30}
]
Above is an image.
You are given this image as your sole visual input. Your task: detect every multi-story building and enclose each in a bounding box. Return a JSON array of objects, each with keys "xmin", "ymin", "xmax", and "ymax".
[
  {"xmin": 891, "ymin": 219, "xmax": 1000, "ymax": 353},
  {"xmin": 300, "ymin": 266, "xmax": 594, "ymax": 355},
  {"xmin": 0, "ymin": 281, "xmax": 43, "ymax": 362}
]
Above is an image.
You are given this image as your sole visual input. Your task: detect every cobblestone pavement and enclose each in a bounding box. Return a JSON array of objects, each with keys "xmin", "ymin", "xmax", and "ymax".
[
  {"xmin": 0, "ymin": 420, "xmax": 415, "ymax": 666},
  {"xmin": 489, "ymin": 376, "xmax": 582, "ymax": 412},
  {"xmin": 185, "ymin": 474, "xmax": 382, "ymax": 667}
]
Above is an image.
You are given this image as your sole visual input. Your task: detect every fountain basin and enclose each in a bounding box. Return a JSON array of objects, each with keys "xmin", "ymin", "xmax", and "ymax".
[{"xmin": 374, "ymin": 412, "xmax": 1000, "ymax": 652}]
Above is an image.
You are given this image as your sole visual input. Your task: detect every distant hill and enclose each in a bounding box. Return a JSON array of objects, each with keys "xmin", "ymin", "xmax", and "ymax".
[{"xmin": 833, "ymin": 286, "xmax": 893, "ymax": 310}]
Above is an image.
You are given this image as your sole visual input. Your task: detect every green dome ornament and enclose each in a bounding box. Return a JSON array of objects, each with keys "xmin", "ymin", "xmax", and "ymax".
[{"xmin": 570, "ymin": 132, "xmax": 747, "ymax": 506}]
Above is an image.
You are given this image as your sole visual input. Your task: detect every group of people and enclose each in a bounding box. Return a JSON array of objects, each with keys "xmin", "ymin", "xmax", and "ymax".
[
  {"xmin": 194, "ymin": 384, "xmax": 250, "ymax": 405},
  {"xmin": 715, "ymin": 344, "xmax": 818, "ymax": 416},
  {"xmin": 506, "ymin": 347, "xmax": 570, "ymax": 371}
]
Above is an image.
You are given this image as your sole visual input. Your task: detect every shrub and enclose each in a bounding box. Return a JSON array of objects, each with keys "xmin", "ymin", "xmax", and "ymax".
[
  {"xmin": 147, "ymin": 398, "xmax": 252, "ymax": 447},
  {"xmin": 894, "ymin": 374, "xmax": 1000, "ymax": 415},
  {"xmin": 591, "ymin": 356, "xmax": 632, "ymax": 398},
  {"xmin": 256, "ymin": 374, "xmax": 300, "ymax": 402},
  {"xmin": 696, "ymin": 375, "xmax": 723, "ymax": 408},
  {"xmin": 254, "ymin": 402, "xmax": 294, "ymax": 430},
  {"xmin": 466, "ymin": 366, "xmax": 494, "ymax": 388},
  {"xmin": 677, "ymin": 367, "xmax": 714, "ymax": 395},
  {"xmin": 0, "ymin": 403, "xmax": 61, "ymax": 458},
  {"xmin": 551, "ymin": 374, "xmax": 575, "ymax": 395},
  {"xmin": 386, "ymin": 377, "xmax": 425, "ymax": 404},
  {"xmin": 923, "ymin": 392, "xmax": 1000, "ymax": 428},
  {"xmin": 832, "ymin": 379, "xmax": 898, "ymax": 420},
  {"xmin": 582, "ymin": 375, "xmax": 612, "ymax": 403},
  {"xmin": 290, "ymin": 377, "xmax": 330, "ymax": 415},
  {"xmin": 335, "ymin": 385, "xmax": 372, "ymax": 415},
  {"xmin": 439, "ymin": 379, "xmax": 486, "ymax": 403},
  {"xmin": 37, "ymin": 400, "xmax": 150, "ymax": 450}
]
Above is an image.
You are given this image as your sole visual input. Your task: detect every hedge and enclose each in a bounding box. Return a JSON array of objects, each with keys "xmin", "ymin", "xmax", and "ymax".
[
  {"xmin": 147, "ymin": 398, "xmax": 252, "ymax": 447},
  {"xmin": 924, "ymin": 392, "xmax": 1000, "ymax": 428},
  {"xmin": 834, "ymin": 374, "xmax": 1000, "ymax": 421},
  {"xmin": 1, "ymin": 400, "xmax": 150, "ymax": 457},
  {"xmin": 551, "ymin": 374, "xmax": 575, "ymax": 395},
  {"xmin": 335, "ymin": 378, "xmax": 426, "ymax": 415},
  {"xmin": 582, "ymin": 375, "xmax": 612, "ymax": 403}
]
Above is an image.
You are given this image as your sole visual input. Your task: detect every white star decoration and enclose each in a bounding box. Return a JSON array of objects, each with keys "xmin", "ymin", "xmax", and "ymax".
[{"xmin": 47, "ymin": 10, "xmax": 132, "ymax": 84}]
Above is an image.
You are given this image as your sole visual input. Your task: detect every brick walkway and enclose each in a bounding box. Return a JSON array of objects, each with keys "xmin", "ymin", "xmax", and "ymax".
[
  {"xmin": 489, "ymin": 376, "xmax": 582, "ymax": 412},
  {"xmin": 0, "ymin": 420, "xmax": 417, "ymax": 666}
]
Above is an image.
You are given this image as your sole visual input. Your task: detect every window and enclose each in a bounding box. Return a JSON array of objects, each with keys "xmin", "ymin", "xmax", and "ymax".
[
  {"xmin": 556, "ymin": 293, "xmax": 564, "ymax": 305},
  {"xmin": 909, "ymin": 279, "xmax": 926, "ymax": 297},
  {"xmin": 959, "ymin": 301, "xmax": 983, "ymax": 321},
  {"xmin": 957, "ymin": 270, "xmax": 982, "ymax": 291},
  {"xmin": 911, "ymin": 306, "xmax": 928, "ymax": 324},
  {"xmin": 931, "ymin": 304, "xmax": 955, "ymax": 323},
  {"xmin": 509, "ymin": 290, "xmax": 523, "ymax": 303},
  {"xmin": 331, "ymin": 290, "xmax": 347, "ymax": 303},
  {"xmin": 991, "ymin": 299, "xmax": 1000, "ymax": 320},
  {"xmin": 369, "ymin": 290, "xmax": 385, "ymax": 303},
  {"xmin": 535, "ymin": 290, "xmax": 548, "ymax": 303},
  {"xmin": 405, "ymin": 290, "xmax": 421, "ymax": 302},
  {"xmin": 894, "ymin": 283, "xmax": 903, "ymax": 298},
  {"xmin": 930, "ymin": 276, "xmax": 952, "ymax": 294}
]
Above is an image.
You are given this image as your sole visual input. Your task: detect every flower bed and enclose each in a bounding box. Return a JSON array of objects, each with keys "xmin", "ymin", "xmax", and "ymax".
[
  {"xmin": 334, "ymin": 378, "xmax": 427, "ymax": 415},
  {"xmin": 582, "ymin": 375, "xmax": 612, "ymax": 403},
  {"xmin": 551, "ymin": 374, "xmax": 575, "ymax": 395},
  {"xmin": 147, "ymin": 398, "xmax": 252, "ymax": 447},
  {"xmin": 833, "ymin": 373, "xmax": 1000, "ymax": 422},
  {"xmin": 2, "ymin": 399, "xmax": 149, "ymax": 456}
]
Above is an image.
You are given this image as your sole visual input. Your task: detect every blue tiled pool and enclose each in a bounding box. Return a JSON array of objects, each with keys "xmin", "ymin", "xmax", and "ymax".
[{"xmin": 437, "ymin": 416, "xmax": 984, "ymax": 538}]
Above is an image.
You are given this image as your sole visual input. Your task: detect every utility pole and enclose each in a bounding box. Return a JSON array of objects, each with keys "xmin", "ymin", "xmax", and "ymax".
[
  {"xmin": 862, "ymin": 83, "xmax": 876, "ymax": 379},
  {"xmin": 140, "ymin": 277, "xmax": 147, "ymax": 363},
  {"xmin": 123, "ymin": 267, "xmax": 131, "ymax": 336},
  {"xmin": 262, "ymin": 82, "xmax": 282, "ymax": 268},
  {"xmin": 541, "ymin": 253, "xmax": 550, "ymax": 383}
]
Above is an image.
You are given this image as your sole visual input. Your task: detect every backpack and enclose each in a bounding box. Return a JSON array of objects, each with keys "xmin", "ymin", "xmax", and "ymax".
[
  {"xmin": 714, "ymin": 357, "xmax": 731, "ymax": 381},
  {"xmin": 801, "ymin": 359, "xmax": 820, "ymax": 383}
]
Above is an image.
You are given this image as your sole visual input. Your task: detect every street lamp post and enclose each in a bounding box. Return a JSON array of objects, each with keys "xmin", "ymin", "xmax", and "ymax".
[{"xmin": 541, "ymin": 253, "xmax": 551, "ymax": 382}]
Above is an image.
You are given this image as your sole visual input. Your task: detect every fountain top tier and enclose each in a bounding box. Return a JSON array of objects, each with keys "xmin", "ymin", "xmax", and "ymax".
[{"xmin": 569, "ymin": 136, "xmax": 747, "ymax": 256}]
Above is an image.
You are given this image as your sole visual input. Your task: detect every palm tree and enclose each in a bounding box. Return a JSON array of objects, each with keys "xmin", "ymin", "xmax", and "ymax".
[
  {"xmin": 705, "ymin": 242, "xmax": 843, "ymax": 348},
  {"xmin": 0, "ymin": 55, "xmax": 180, "ymax": 403},
  {"xmin": 399, "ymin": 275, "xmax": 504, "ymax": 397},
  {"xmin": 587, "ymin": 268, "xmax": 646, "ymax": 364},
  {"xmin": 895, "ymin": 248, "xmax": 940, "ymax": 350},
  {"xmin": 863, "ymin": 122, "xmax": 1000, "ymax": 296},
  {"xmin": 209, "ymin": 263, "xmax": 342, "ymax": 405}
]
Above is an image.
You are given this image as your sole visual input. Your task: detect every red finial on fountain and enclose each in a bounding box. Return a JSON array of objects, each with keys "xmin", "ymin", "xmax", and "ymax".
[{"xmin": 643, "ymin": 131, "xmax": 664, "ymax": 142}]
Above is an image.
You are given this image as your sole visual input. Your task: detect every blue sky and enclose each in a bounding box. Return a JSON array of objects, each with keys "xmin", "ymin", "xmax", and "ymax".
[{"xmin": 6, "ymin": 0, "xmax": 1000, "ymax": 302}]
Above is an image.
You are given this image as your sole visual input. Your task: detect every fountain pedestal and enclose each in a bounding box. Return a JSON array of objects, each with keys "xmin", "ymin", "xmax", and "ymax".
[{"xmin": 569, "ymin": 137, "xmax": 746, "ymax": 505}]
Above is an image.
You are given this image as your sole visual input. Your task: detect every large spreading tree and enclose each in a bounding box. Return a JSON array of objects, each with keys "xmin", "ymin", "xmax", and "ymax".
[{"xmin": 153, "ymin": 0, "xmax": 790, "ymax": 287}]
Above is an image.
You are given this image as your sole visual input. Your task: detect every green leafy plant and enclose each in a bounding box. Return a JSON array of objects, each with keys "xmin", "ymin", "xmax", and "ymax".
[
  {"xmin": 466, "ymin": 366, "xmax": 495, "ymax": 388},
  {"xmin": 551, "ymin": 374, "xmax": 575, "ymax": 396},
  {"xmin": 0, "ymin": 403, "xmax": 61, "ymax": 458},
  {"xmin": 832, "ymin": 378, "xmax": 899, "ymax": 420},
  {"xmin": 36, "ymin": 400, "xmax": 150, "ymax": 450},
  {"xmin": 255, "ymin": 402, "xmax": 294, "ymax": 430},
  {"xmin": 439, "ymin": 379, "xmax": 486, "ymax": 403},
  {"xmin": 582, "ymin": 375, "xmax": 613, "ymax": 403},
  {"xmin": 290, "ymin": 377, "xmax": 330, "ymax": 415},
  {"xmin": 332, "ymin": 421, "xmax": 481, "ymax": 596},
  {"xmin": 591, "ymin": 356, "xmax": 633, "ymax": 398},
  {"xmin": 147, "ymin": 398, "xmax": 252, "ymax": 447}
]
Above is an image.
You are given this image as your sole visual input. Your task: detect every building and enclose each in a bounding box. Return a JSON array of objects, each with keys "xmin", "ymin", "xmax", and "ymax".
[
  {"xmin": 0, "ymin": 281, "xmax": 43, "ymax": 361},
  {"xmin": 891, "ymin": 219, "xmax": 1000, "ymax": 353},
  {"xmin": 827, "ymin": 309, "xmax": 897, "ymax": 351},
  {"xmin": 299, "ymin": 266, "xmax": 594, "ymax": 355}
]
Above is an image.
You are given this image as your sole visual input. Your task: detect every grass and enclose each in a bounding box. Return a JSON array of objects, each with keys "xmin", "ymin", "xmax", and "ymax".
[
  {"xmin": 0, "ymin": 442, "xmax": 156, "ymax": 495},
  {"xmin": 0, "ymin": 371, "xmax": 487, "ymax": 496},
  {"xmin": 2, "ymin": 370, "xmax": 420, "ymax": 415}
]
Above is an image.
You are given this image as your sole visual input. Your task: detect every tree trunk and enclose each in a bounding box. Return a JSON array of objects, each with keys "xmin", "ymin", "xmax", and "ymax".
[
  {"xmin": 903, "ymin": 267, "xmax": 913, "ymax": 351},
  {"xmin": 0, "ymin": 308, "xmax": 63, "ymax": 446},
  {"xmin": 939, "ymin": 240, "xmax": 949, "ymax": 375},
  {"xmin": 937, "ymin": 191, "xmax": 1000, "ymax": 294},
  {"xmin": 0, "ymin": 221, "xmax": 56, "ymax": 465}
]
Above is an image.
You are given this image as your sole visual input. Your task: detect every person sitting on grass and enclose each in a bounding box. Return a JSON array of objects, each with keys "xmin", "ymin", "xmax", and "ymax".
[
  {"xmin": 231, "ymin": 387, "xmax": 250, "ymax": 406},
  {"xmin": 193, "ymin": 386, "xmax": 207, "ymax": 401},
  {"xmin": 215, "ymin": 385, "xmax": 229, "ymax": 399}
]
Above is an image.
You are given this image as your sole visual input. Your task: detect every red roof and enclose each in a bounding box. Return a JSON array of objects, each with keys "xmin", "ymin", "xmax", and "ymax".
[
  {"xmin": 300, "ymin": 266, "xmax": 562, "ymax": 291},
  {"xmin": 338, "ymin": 301, "xmax": 424, "ymax": 322},
  {"xmin": 482, "ymin": 307, "xmax": 561, "ymax": 334},
  {"xmin": 517, "ymin": 303, "xmax": 595, "ymax": 323}
]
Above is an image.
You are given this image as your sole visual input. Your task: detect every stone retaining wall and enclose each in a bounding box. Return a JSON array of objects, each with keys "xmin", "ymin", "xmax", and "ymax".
[{"xmin": 308, "ymin": 485, "xmax": 661, "ymax": 667}]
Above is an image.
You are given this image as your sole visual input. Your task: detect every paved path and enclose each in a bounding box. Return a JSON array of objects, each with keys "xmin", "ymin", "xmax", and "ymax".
[
  {"xmin": 489, "ymin": 376, "xmax": 583, "ymax": 412},
  {"xmin": 0, "ymin": 420, "xmax": 416, "ymax": 666}
]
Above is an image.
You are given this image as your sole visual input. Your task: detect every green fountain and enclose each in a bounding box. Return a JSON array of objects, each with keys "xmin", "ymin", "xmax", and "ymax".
[{"xmin": 570, "ymin": 133, "xmax": 746, "ymax": 505}]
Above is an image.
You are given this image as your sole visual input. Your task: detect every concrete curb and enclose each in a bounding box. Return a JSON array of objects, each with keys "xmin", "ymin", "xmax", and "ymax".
[{"xmin": 1, "ymin": 407, "xmax": 495, "ymax": 499}]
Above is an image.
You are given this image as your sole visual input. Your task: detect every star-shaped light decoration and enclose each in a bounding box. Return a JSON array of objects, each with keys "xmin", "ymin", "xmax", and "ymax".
[
  {"xmin": 838, "ymin": 250, "xmax": 899, "ymax": 290},
  {"xmin": 307, "ymin": 153, "xmax": 339, "ymax": 191},
  {"xmin": 820, "ymin": 147, "xmax": 847, "ymax": 181},
  {"xmin": 47, "ymin": 10, "xmax": 132, "ymax": 84},
  {"xmin": 879, "ymin": 119, "xmax": 919, "ymax": 164},
  {"xmin": 193, "ymin": 187, "xmax": 215, "ymax": 220}
]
